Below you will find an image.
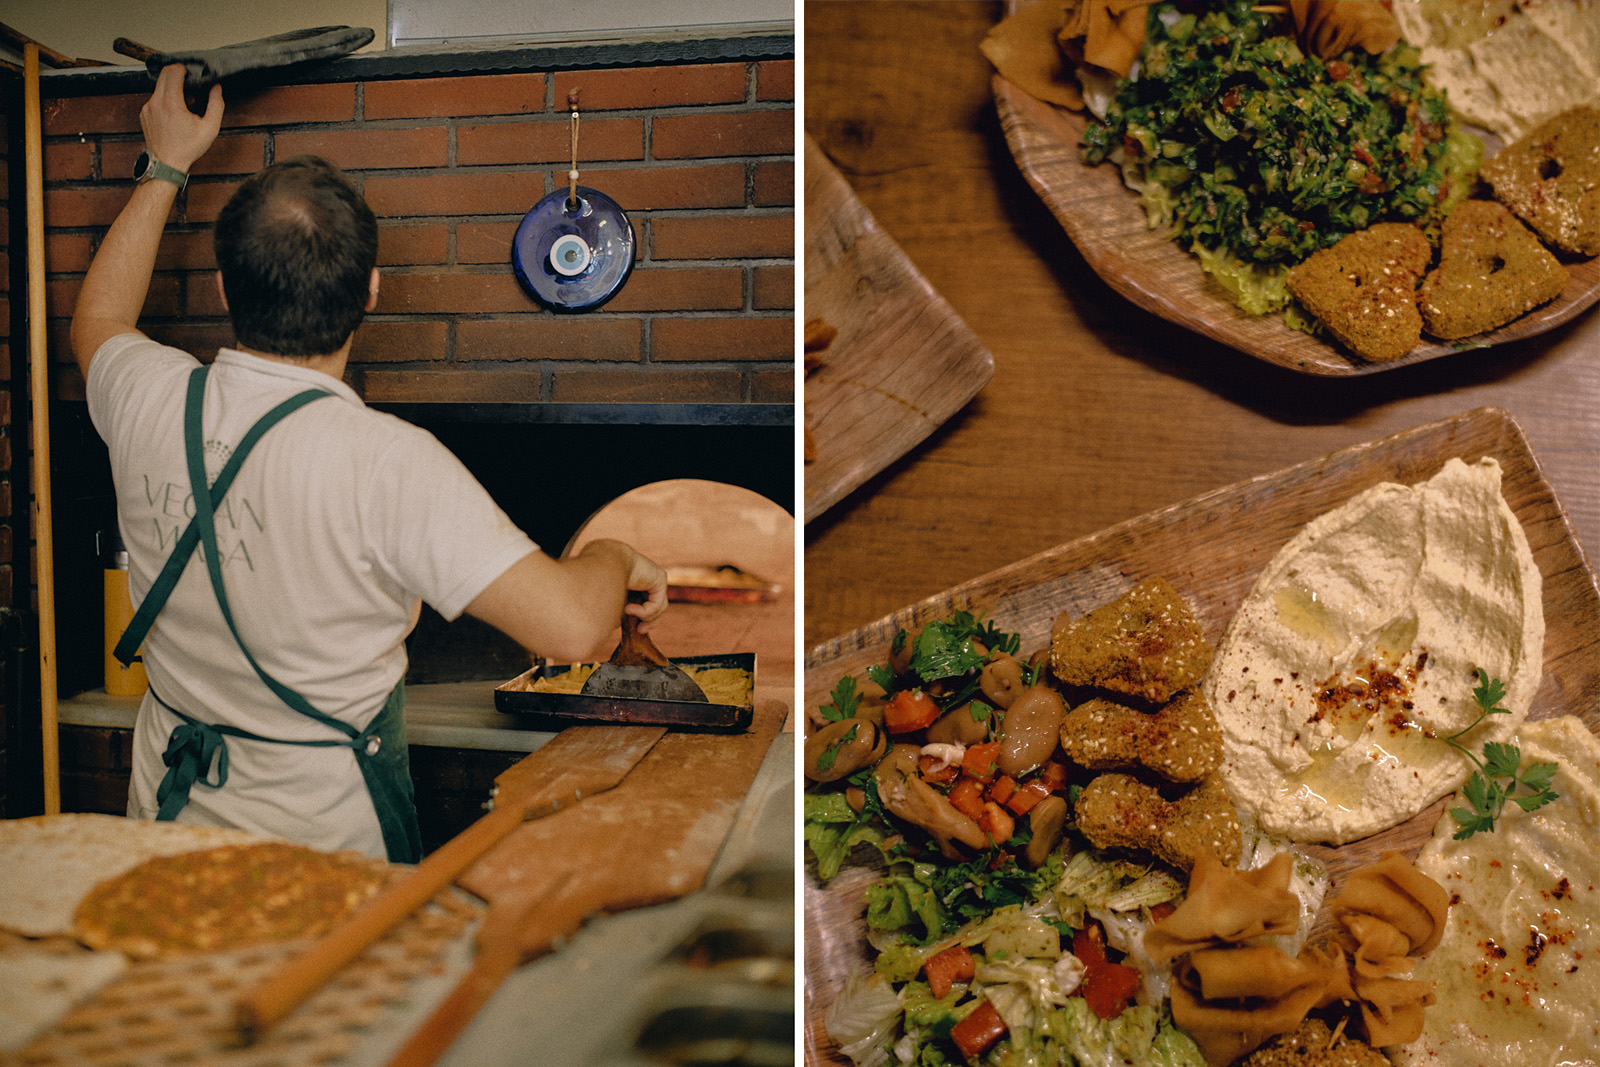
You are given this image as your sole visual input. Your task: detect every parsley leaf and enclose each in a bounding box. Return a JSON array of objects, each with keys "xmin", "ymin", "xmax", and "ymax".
[
  {"xmin": 909, "ymin": 611, "xmax": 1020, "ymax": 682},
  {"xmin": 819, "ymin": 676, "xmax": 860, "ymax": 723},
  {"xmin": 816, "ymin": 722, "xmax": 859, "ymax": 773},
  {"xmin": 866, "ymin": 662, "xmax": 895, "ymax": 691},
  {"xmin": 1442, "ymin": 669, "xmax": 1560, "ymax": 839}
]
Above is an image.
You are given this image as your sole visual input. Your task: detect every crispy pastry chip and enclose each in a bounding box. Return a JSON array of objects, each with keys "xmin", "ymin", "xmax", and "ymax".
[
  {"xmin": 1330, "ymin": 850, "xmax": 1450, "ymax": 957},
  {"xmin": 981, "ymin": 1, "xmax": 1086, "ymax": 109},
  {"xmin": 1171, "ymin": 945, "xmax": 1345, "ymax": 1067},
  {"xmin": 1059, "ymin": 0, "xmax": 1155, "ymax": 77},
  {"xmin": 1144, "ymin": 852, "xmax": 1300, "ymax": 963},
  {"xmin": 1289, "ymin": 1, "xmax": 1400, "ymax": 59}
]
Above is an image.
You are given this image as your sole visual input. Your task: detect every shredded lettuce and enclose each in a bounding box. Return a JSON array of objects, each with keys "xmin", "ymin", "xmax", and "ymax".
[
  {"xmin": 1045, "ymin": 1000, "xmax": 1207, "ymax": 1067},
  {"xmin": 825, "ymin": 968, "xmax": 904, "ymax": 1067},
  {"xmin": 804, "ymin": 791, "xmax": 890, "ymax": 881},
  {"xmin": 1053, "ymin": 850, "xmax": 1182, "ymax": 930}
]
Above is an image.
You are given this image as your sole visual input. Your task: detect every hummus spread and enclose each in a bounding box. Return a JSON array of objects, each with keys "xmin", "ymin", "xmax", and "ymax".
[
  {"xmin": 1393, "ymin": 715, "xmax": 1600, "ymax": 1067},
  {"xmin": 1206, "ymin": 457, "xmax": 1544, "ymax": 844}
]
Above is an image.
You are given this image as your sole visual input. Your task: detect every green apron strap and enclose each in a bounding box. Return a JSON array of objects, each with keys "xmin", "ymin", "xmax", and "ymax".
[
  {"xmin": 183, "ymin": 367, "xmax": 353, "ymax": 737},
  {"xmin": 152, "ymin": 680, "xmax": 420, "ymax": 862},
  {"xmin": 352, "ymin": 683, "xmax": 423, "ymax": 863},
  {"xmin": 114, "ymin": 365, "xmax": 332, "ymax": 667},
  {"xmin": 152, "ymin": 686, "xmax": 352, "ymax": 821}
]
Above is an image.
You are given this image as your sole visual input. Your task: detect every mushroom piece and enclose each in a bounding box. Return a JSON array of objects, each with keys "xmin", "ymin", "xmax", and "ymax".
[
  {"xmin": 803, "ymin": 716, "xmax": 887, "ymax": 783},
  {"xmin": 875, "ymin": 744, "xmax": 988, "ymax": 859}
]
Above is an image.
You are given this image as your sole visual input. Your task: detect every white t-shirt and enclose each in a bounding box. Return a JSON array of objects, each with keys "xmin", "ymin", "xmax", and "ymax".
[{"xmin": 87, "ymin": 334, "xmax": 537, "ymax": 857}]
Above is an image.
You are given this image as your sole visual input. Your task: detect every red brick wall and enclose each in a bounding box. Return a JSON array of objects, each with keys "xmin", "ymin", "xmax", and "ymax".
[{"xmin": 38, "ymin": 58, "xmax": 796, "ymax": 406}]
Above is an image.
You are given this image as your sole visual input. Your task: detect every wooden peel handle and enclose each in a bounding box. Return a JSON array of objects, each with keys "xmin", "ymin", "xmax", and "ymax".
[
  {"xmin": 233, "ymin": 801, "xmax": 523, "ymax": 1041},
  {"xmin": 604, "ymin": 591, "xmax": 671, "ymax": 667}
]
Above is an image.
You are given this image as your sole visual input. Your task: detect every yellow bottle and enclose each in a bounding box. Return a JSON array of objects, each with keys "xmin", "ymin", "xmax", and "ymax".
[{"xmin": 104, "ymin": 538, "xmax": 147, "ymax": 698}]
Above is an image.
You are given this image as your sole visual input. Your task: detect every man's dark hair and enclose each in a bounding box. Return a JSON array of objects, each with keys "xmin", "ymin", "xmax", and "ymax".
[{"xmin": 214, "ymin": 155, "xmax": 378, "ymax": 357}]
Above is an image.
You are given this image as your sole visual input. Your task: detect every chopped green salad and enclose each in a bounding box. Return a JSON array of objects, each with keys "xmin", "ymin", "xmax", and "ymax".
[
  {"xmin": 806, "ymin": 609, "xmax": 1331, "ymax": 1067},
  {"xmin": 1080, "ymin": 0, "xmax": 1479, "ymax": 314}
]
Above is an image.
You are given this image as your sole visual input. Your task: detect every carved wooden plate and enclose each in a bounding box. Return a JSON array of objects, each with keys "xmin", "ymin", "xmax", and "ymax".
[
  {"xmin": 803, "ymin": 135, "xmax": 996, "ymax": 523},
  {"xmin": 803, "ymin": 406, "xmax": 1600, "ymax": 1065},
  {"xmin": 992, "ymin": 75, "xmax": 1600, "ymax": 376}
]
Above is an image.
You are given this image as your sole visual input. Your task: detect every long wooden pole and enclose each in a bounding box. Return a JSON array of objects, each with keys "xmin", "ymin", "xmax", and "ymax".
[{"xmin": 23, "ymin": 43, "xmax": 61, "ymax": 815}]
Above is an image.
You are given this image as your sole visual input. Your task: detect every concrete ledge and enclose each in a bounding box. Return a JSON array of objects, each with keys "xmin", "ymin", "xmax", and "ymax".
[{"xmin": 57, "ymin": 681, "xmax": 562, "ymax": 753}]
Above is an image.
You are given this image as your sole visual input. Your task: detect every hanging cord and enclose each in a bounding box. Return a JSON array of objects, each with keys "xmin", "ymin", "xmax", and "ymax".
[{"xmin": 567, "ymin": 89, "xmax": 581, "ymax": 209}]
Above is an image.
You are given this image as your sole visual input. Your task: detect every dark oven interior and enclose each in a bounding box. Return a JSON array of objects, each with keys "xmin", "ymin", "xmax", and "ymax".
[{"xmin": 51, "ymin": 404, "xmax": 794, "ymax": 696}]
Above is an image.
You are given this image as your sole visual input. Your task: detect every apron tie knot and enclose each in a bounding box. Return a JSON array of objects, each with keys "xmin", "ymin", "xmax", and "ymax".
[{"xmin": 156, "ymin": 721, "xmax": 230, "ymax": 821}]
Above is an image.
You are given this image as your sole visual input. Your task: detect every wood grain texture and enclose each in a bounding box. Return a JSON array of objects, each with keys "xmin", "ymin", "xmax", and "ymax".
[
  {"xmin": 460, "ymin": 699, "xmax": 787, "ymax": 918},
  {"xmin": 802, "ymin": 408, "xmax": 1600, "ymax": 1067},
  {"xmin": 804, "ymin": 135, "xmax": 996, "ymax": 523},
  {"xmin": 992, "ymin": 50, "xmax": 1600, "ymax": 377},
  {"xmin": 232, "ymin": 725, "xmax": 666, "ymax": 1041}
]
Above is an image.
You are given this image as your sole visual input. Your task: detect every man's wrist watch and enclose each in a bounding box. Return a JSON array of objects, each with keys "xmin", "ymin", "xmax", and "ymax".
[{"xmin": 133, "ymin": 151, "xmax": 188, "ymax": 191}]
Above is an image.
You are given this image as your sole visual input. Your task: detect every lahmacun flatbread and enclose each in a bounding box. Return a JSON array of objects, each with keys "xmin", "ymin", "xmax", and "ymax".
[
  {"xmin": 0, "ymin": 814, "xmax": 273, "ymax": 939},
  {"xmin": 73, "ymin": 841, "xmax": 389, "ymax": 959}
]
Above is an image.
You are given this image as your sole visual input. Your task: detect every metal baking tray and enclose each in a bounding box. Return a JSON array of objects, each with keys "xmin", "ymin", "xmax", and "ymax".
[{"xmin": 494, "ymin": 653, "xmax": 757, "ymax": 733}]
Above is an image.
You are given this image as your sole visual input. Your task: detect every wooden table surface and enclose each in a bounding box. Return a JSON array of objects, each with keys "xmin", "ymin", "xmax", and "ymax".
[{"xmin": 802, "ymin": 0, "xmax": 1600, "ymax": 650}]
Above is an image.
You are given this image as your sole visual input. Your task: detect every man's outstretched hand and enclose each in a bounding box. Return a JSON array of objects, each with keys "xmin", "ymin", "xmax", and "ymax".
[{"xmin": 141, "ymin": 64, "xmax": 223, "ymax": 173}]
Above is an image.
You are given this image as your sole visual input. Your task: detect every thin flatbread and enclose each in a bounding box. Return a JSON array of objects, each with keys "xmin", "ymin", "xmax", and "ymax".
[
  {"xmin": 73, "ymin": 841, "xmax": 390, "ymax": 959},
  {"xmin": 0, "ymin": 814, "xmax": 274, "ymax": 939},
  {"xmin": 0, "ymin": 952, "xmax": 128, "ymax": 1053}
]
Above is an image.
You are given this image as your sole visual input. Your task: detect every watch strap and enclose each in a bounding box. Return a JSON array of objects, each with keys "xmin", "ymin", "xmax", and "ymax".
[{"xmin": 135, "ymin": 151, "xmax": 189, "ymax": 191}]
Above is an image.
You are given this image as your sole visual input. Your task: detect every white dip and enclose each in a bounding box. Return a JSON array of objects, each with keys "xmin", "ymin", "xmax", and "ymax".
[
  {"xmin": 1206, "ymin": 457, "xmax": 1544, "ymax": 844},
  {"xmin": 1393, "ymin": 715, "xmax": 1600, "ymax": 1067}
]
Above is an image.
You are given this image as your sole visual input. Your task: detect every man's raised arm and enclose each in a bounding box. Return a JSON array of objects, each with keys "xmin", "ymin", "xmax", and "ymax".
[{"xmin": 71, "ymin": 65, "xmax": 223, "ymax": 379}]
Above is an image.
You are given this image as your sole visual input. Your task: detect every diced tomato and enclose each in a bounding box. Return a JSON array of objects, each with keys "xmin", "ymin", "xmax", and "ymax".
[
  {"xmin": 987, "ymin": 774, "xmax": 1017, "ymax": 806},
  {"xmin": 1150, "ymin": 901, "xmax": 1177, "ymax": 923},
  {"xmin": 1071, "ymin": 922, "xmax": 1139, "ymax": 1019},
  {"xmin": 884, "ymin": 690, "xmax": 941, "ymax": 734},
  {"xmin": 919, "ymin": 754, "xmax": 960, "ymax": 786},
  {"xmin": 1081, "ymin": 960, "xmax": 1141, "ymax": 1019},
  {"xmin": 1072, "ymin": 922, "xmax": 1109, "ymax": 968},
  {"xmin": 947, "ymin": 777, "xmax": 986, "ymax": 821},
  {"xmin": 1005, "ymin": 780, "xmax": 1052, "ymax": 816},
  {"xmin": 962, "ymin": 741, "xmax": 1001, "ymax": 782},
  {"xmin": 977, "ymin": 802, "xmax": 1015, "ymax": 845},
  {"xmin": 922, "ymin": 944, "xmax": 975, "ymax": 999},
  {"xmin": 1038, "ymin": 759, "xmax": 1069, "ymax": 791},
  {"xmin": 949, "ymin": 998, "xmax": 1008, "ymax": 1059}
]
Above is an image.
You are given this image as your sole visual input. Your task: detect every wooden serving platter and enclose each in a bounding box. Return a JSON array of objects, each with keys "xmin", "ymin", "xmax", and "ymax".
[
  {"xmin": 803, "ymin": 135, "xmax": 996, "ymax": 523},
  {"xmin": 802, "ymin": 406, "xmax": 1600, "ymax": 1067},
  {"xmin": 993, "ymin": 74, "xmax": 1600, "ymax": 377}
]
